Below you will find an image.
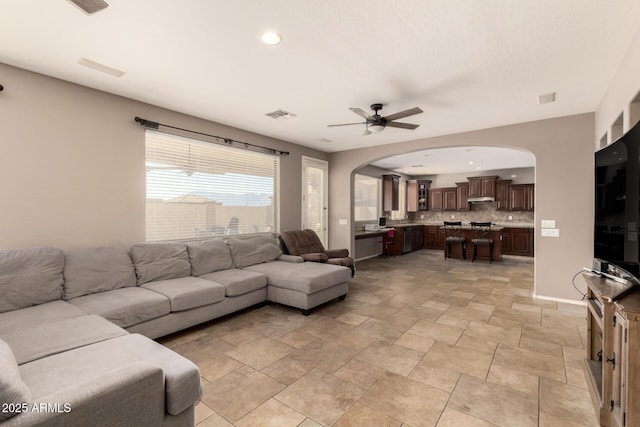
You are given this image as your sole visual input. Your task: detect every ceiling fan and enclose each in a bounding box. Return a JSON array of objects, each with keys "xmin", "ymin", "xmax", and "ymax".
[{"xmin": 328, "ymin": 103, "xmax": 423, "ymax": 136}]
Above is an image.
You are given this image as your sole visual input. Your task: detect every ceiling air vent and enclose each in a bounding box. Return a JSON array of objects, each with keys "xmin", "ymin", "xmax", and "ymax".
[
  {"xmin": 69, "ymin": 0, "xmax": 109, "ymax": 14},
  {"xmin": 265, "ymin": 109, "xmax": 297, "ymax": 120}
]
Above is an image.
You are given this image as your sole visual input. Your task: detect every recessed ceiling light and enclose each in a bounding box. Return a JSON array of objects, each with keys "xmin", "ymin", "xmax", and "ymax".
[
  {"xmin": 475, "ymin": 166, "xmax": 482, "ymax": 170},
  {"xmin": 260, "ymin": 31, "xmax": 282, "ymax": 45},
  {"xmin": 468, "ymin": 161, "xmax": 474, "ymax": 165}
]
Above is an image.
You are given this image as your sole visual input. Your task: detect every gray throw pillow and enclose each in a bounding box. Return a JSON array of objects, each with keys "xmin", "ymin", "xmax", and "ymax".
[
  {"xmin": 0, "ymin": 247, "xmax": 64, "ymax": 314},
  {"xmin": 226, "ymin": 236, "xmax": 282, "ymax": 268},
  {"xmin": 0, "ymin": 339, "xmax": 31, "ymax": 421},
  {"xmin": 63, "ymin": 247, "xmax": 137, "ymax": 300},
  {"xmin": 130, "ymin": 243, "xmax": 191, "ymax": 285},
  {"xmin": 187, "ymin": 239, "xmax": 234, "ymax": 276}
]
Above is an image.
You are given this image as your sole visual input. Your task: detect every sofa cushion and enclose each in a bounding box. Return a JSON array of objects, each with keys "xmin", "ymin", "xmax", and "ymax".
[
  {"xmin": 245, "ymin": 261, "xmax": 351, "ymax": 294},
  {"xmin": 130, "ymin": 243, "xmax": 191, "ymax": 285},
  {"xmin": 200, "ymin": 268, "xmax": 267, "ymax": 297},
  {"xmin": 226, "ymin": 236, "xmax": 282, "ymax": 268},
  {"xmin": 0, "ymin": 300, "xmax": 87, "ymax": 335},
  {"xmin": 19, "ymin": 334, "xmax": 201, "ymax": 416},
  {"xmin": 0, "ymin": 339, "xmax": 31, "ymax": 421},
  {"xmin": 69, "ymin": 287, "xmax": 171, "ymax": 328},
  {"xmin": 300, "ymin": 253, "xmax": 329, "ymax": 263},
  {"xmin": 141, "ymin": 277, "xmax": 225, "ymax": 312},
  {"xmin": 63, "ymin": 246, "xmax": 137, "ymax": 300},
  {"xmin": 0, "ymin": 247, "xmax": 64, "ymax": 313},
  {"xmin": 187, "ymin": 239, "xmax": 234, "ymax": 276},
  {"xmin": 1, "ymin": 315, "xmax": 127, "ymax": 365}
]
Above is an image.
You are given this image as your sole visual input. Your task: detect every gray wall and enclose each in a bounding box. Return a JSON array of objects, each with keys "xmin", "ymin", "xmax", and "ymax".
[
  {"xmin": 329, "ymin": 114, "xmax": 594, "ymax": 302},
  {"xmin": 0, "ymin": 63, "xmax": 328, "ymax": 250}
]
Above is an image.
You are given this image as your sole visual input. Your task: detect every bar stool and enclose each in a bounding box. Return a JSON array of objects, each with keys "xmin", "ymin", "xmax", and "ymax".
[
  {"xmin": 379, "ymin": 229, "xmax": 395, "ymax": 258},
  {"xmin": 444, "ymin": 221, "xmax": 466, "ymax": 260},
  {"xmin": 471, "ymin": 221, "xmax": 494, "ymax": 263}
]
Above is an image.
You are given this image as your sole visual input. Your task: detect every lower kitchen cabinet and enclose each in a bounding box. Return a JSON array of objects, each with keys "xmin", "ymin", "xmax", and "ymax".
[
  {"xmin": 501, "ymin": 227, "xmax": 533, "ymax": 257},
  {"xmin": 424, "ymin": 225, "xmax": 444, "ymax": 250}
]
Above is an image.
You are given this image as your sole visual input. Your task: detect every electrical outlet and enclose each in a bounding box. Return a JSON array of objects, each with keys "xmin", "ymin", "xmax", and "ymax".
[
  {"xmin": 451, "ymin": 215, "xmax": 455, "ymax": 219},
  {"xmin": 508, "ymin": 215, "xmax": 512, "ymax": 220}
]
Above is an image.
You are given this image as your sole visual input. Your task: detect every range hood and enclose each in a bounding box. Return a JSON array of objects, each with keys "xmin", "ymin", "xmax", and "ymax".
[{"xmin": 467, "ymin": 196, "xmax": 495, "ymax": 203}]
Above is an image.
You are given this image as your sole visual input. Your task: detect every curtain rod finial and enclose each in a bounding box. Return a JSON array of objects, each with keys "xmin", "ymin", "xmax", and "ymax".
[{"xmin": 134, "ymin": 117, "xmax": 159, "ymax": 129}]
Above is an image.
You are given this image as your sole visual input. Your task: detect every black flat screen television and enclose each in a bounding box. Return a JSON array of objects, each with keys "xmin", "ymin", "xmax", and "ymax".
[{"xmin": 595, "ymin": 119, "xmax": 640, "ymax": 283}]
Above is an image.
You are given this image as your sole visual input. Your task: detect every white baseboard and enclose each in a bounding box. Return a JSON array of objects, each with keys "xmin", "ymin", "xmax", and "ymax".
[
  {"xmin": 533, "ymin": 293, "xmax": 587, "ymax": 306},
  {"xmin": 355, "ymin": 254, "xmax": 381, "ymax": 262}
]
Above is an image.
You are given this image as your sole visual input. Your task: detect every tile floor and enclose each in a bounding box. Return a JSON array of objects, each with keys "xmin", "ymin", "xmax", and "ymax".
[{"xmin": 158, "ymin": 250, "xmax": 599, "ymax": 427}]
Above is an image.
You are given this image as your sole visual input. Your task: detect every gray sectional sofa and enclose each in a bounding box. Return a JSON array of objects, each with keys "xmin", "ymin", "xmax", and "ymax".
[{"xmin": 0, "ymin": 235, "xmax": 351, "ymax": 426}]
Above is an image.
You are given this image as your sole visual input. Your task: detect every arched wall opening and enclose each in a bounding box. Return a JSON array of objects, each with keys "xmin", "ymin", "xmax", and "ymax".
[{"xmin": 328, "ymin": 113, "xmax": 594, "ymax": 302}]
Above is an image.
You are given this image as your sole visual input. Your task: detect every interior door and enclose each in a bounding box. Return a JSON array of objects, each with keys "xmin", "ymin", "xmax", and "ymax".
[{"xmin": 302, "ymin": 157, "xmax": 328, "ymax": 246}]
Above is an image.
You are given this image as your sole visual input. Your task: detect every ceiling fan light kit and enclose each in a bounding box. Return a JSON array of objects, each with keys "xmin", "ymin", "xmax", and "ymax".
[
  {"xmin": 328, "ymin": 103, "xmax": 422, "ymax": 135},
  {"xmin": 69, "ymin": 0, "xmax": 109, "ymax": 14}
]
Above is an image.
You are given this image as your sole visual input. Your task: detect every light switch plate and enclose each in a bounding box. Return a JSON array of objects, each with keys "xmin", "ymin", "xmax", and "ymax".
[
  {"xmin": 541, "ymin": 228, "xmax": 560, "ymax": 237},
  {"xmin": 541, "ymin": 220, "xmax": 556, "ymax": 228}
]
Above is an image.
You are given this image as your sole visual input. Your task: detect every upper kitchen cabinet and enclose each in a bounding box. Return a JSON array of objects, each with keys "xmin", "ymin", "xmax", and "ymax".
[
  {"xmin": 443, "ymin": 187, "xmax": 457, "ymax": 211},
  {"xmin": 495, "ymin": 179, "xmax": 512, "ymax": 211},
  {"xmin": 383, "ymin": 174, "xmax": 400, "ymax": 211},
  {"xmin": 407, "ymin": 179, "xmax": 431, "ymax": 212},
  {"xmin": 468, "ymin": 175, "xmax": 498, "ymax": 198},
  {"xmin": 429, "ymin": 188, "xmax": 443, "ymax": 211},
  {"xmin": 456, "ymin": 182, "xmax": 469, "ymax": 211},
  {"xmin": 509, "ymin": 184, "xmax": 535, "ymax": 211}
]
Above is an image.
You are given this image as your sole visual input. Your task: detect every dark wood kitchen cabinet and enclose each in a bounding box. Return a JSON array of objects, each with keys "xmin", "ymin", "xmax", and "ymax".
[
  {"xmin": 424, "ymin": 225, "xmax": 444, "ymax": 250},
  {"xmin": 429, "ymin": 188, "xmax": 443, "ymax": 211},
  {"xmin": 443, "ymin": 187, "xmax": 457, "ymax": 211},
  {"xmin": 456, "ymin": 182, "xmax": 469, "ymax": 211},
  {"xmin": 509, "ymin": 184, "xmax": 534, "ymax": 211},
  {"xmin": 500, "ymin": 227, "xmax": 533, "ymax": 256},
  {"xmin": 407, "ymin": 179, "xmax": 430, "ymax": 212},
  {"xmin": 468, "ymin": 175, "xmax": 498, "ymax": 198},
  {"xmin": 495, "ymin": 179, "xmax": 512, "ymax": 211},
  {"xmin": 383, "ymin": 174, "xmax": 400, "ymax": 211}
]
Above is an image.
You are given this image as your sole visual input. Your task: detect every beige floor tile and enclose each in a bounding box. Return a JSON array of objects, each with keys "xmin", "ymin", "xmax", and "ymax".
[
  {"xmin": 466, "ymin": 301, "xmax": 495, "ymax": 314},
  {"xmin": 422, "ymin": 342, "xmax": 494, "ymax": 379},
  {"xmin": 455, "ymin": 335, "xmax": 497, "ymax": 355},
  {"xmin": 462, "ymin": 320, "xmax": 521, "ymax": 347},
  {"xmin": 437, "ymin": 315, "xmax": 471, "ymax": 329},
  {"xmin": 356, "ymin": 340, "xmax": 424, "ymax": 376},
  {"xmin": 260, "ymin": 355, "xmax": 313, "ymax": 385},
  {"xmin": 409, "ymin": 360, "xmax": 461, "ymax": 393},
  {"xmin": 275, "ymin": 369, "xmax": 365, "ymax": 426},
  {"xmin": 197, "ymin": 353, "xmax": 244, "ymax": 383},
  {"xmin": 539, "ymin": 378, "xmax": 600, "ymax": 426},
  {"xmin": 521, "ymin": 323, "xmax": 583, "ymax": 347},
  {"xmin": 359, "ymin": 371, "xmax": 449, "ymax": 427},
  {"xmin": 334, "ymin": 402, "xmax": 403, "ymax": 427},
  {"xmin": 201, "ymin": 366, "xmax": 286, "ymax": 423},
  {"xmin": 218, "ymin": 328, "xmax": 264, "ymax": 346},
  {"xmin": 394, "ymin": 304, "xmax": 445, "ymax": 320},
  {"xmin": 512, "ymin": 295, "xmax": 557, "ymax": 309},
  {"xmin": 173, "ymin": 334, "xmax": 237, "ymax": 362},
  {"xmin": 490, "ymin": 306, "xmax": 541, "ymax": 324},
  {"xmin": 395, "ymin": 332, "xmax": 436, "ymax": 353},
  {"xmin": 486, "ymin": 363, "xmax": 539, "ymax": 395},
  {"xmin": 408, "ymin": 319, "xmax": 464, "ymax": 344},
  {"xmin": 519, "ymin": 336, "xmax": 563, "ymax": 357},
  {"xmin": 334, "ymin": 358, "xmax": 387, "ymax": 389},
  {"xmin": 276, "ymin": 330, "xmax": 317, "ymax": 348},
  {"xmin": 355, "ymin": 315, "xmax": 418, "ymax": 343},
  {"xmin": 224, "ymin": 336, "xmax": 294, "ymax": 370},
  {"xmin": 442, "ymin": 306, "xmax": 492, "ymax": 322},
  {"xmin": 235, "ymin": 398, "xmax": 306, "ymax": 427},
  {"xmin": 539, "ymin": 411, "xmax": 598, "ymax": 427},
  {"xmin": 290, "ymin": 339, "xmax": 360, "ymax": 373},
  {"xmin": 353, "ymin": 303, "xmax": 400, "ymax": 319},
  {"xmin": 335, "ymin": 312, "xmax": 371, "ymax": 326},
  {"xmin": 196, "ymin": 412, "xmax": 234, "ymax": 427},
  {"xmin": 493, "ymin": 344, "xmax": 565, "ymax": 382},
  {"xmin": 421, "ymin": 300, "xmax": 450, "ymax": 311},
  {"xmin": 541, "ymin": 308, "xmax": 586, "ymax": 329},
  {"xmin": 448, "ymin": 375, "xmax": 538, "ymax": 427},
  {"xmin": 436, "ymin": 407, "xmax": 498, "ymax": 427},
  {"xmin": 195, "ymin": 401, "xmax": 215, "ymax": 424},
  {"xmin": 297, "ymin": 419, "xmax": 323, "ymax": 427}
]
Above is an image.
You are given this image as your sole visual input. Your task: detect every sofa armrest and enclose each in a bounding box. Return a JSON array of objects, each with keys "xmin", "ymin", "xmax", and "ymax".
[
  {"xmin": 325, "ymin": 248, "xmax": 350, "ymax": 258},
  {"xmin": 3, "ymin": 362, "xmax": 165, "ymax": 427},
  {"xmin": 277, "ymin": 254, "xmax": 304, "ymax": 263}
]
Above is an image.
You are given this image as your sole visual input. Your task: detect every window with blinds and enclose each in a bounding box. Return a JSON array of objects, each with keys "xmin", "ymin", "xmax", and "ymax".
[
  {"xmin": 145, "ymin": 130, "xmax": 280, "ymax": 241},
  {"xmin": 354, "ymin": 174, "xmax": 381, "ymax": 221}
]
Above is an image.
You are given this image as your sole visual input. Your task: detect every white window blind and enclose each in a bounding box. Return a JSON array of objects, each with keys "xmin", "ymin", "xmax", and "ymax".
[
  {"xmin": 354, "ymin": 174, "xmax": 381, "ymax": 221},
  {"xmin": 145, "ymin": 130, "xmax": 280, "ymax": 241},
  {"xmin": 390, "ymin": 179, "xmax": 406, "ymax": 220}
]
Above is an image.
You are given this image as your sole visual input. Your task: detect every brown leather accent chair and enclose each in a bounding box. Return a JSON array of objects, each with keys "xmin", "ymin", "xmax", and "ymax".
[{"xmin": 279, "ymin": 229, "xmax": 355, "ymax": 277}]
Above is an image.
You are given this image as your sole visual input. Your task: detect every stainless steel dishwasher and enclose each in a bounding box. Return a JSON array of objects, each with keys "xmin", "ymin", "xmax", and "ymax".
[{"xmin": 403, "ymin": 227, "xmax": 413, "ymax": 253}]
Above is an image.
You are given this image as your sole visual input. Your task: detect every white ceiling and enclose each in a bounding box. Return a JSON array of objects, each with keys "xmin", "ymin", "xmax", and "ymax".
[{"xmin": 2, "ymin": 0, "xmax": 640, "ymax": 164}]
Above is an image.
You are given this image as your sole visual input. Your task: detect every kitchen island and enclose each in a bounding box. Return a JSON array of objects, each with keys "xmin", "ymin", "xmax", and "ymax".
[{"xmin": 436, "ymin": 225, "xmax": 504, "ymax": 262}]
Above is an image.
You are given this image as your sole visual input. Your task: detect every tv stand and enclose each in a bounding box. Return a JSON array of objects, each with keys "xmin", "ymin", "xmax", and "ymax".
[{"xmin": 583, "ymin": 272, "xmax": 640, "ymax": 427}]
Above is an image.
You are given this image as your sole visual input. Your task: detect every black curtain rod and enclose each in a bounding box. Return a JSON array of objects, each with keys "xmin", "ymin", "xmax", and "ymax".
[{"xmin": 134, "ymin": 116, "xmax": 290, "ymax": 156}]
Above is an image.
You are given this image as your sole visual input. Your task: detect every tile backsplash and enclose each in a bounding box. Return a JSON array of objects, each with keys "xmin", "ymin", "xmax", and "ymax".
[{"xmin": 405, "ymin": 202, "xmax": 534, "ymax": 225}]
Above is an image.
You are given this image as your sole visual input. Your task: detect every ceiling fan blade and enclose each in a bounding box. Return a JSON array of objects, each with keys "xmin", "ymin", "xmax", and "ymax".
[
  {"xmin": 327, "ymin": 122, "xmax": 366, "ymax": 127},
  {"xmin": 384, "ymin": 107, "xmax": 423, "ymax": 121},
  {"xmin": 349, "ymin": 108, "xmax": 372, "ymax": 119},
  {"xmin": 362, "ymin": 128, "xmax": 372, "ymax": 136},
  {"xmin": 385, "ymin": 121, "xmax": 420, "ymax": 130}
]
